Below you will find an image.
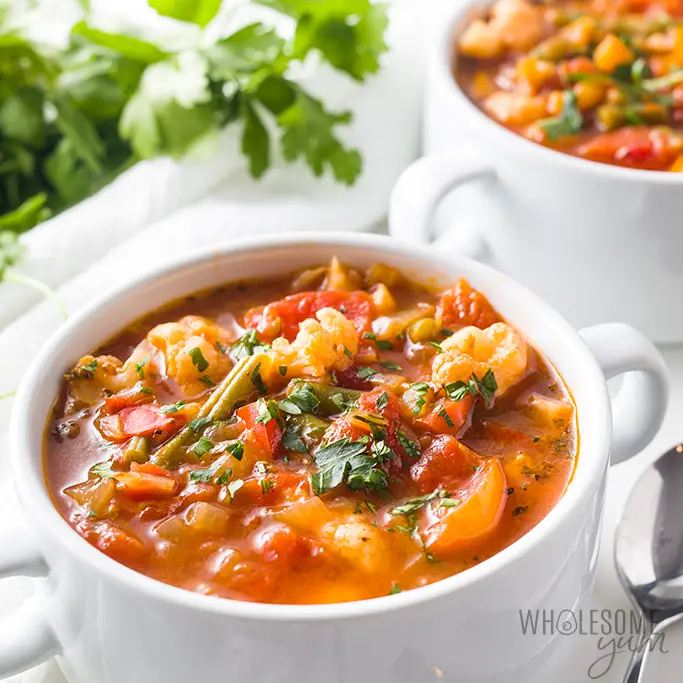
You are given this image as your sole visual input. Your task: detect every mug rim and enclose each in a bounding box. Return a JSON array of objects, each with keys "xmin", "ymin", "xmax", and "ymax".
[
  {"xmin": 10, "ymin": 232, "xmax": 611, "ymax": 622},
  {"xmin": 438, "ymin": 0, "xmax": 683, "ymax": 184}
]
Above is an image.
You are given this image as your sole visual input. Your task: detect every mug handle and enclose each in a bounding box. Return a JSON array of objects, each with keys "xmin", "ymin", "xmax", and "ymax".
[
  {"xmin": 580, "ymin": 323, "xmax": 669, "ymax": 465},
  {"xmin": 388, "ymin": 148, "xmax": 495, "ymax": 257},
  {"xmin": 0, "ymin": 517, "xmax": 59, "ymax": 677}
]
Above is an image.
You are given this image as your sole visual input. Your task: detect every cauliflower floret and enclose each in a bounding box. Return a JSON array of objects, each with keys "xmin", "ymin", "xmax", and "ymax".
[
  {"xmin": 432, "ymin": 322, "xmax": 528, "ymax": 396},
  {"xmin": 67, "ymin": 343, "xmax": 156, "ymax": 405},
  {"xmin": 269, "ymin": 308, "xmax": 359, "ymax": 379},
  {"xmin": 147, "ymin": 315, "xmax": 234, "ymax": 393}
]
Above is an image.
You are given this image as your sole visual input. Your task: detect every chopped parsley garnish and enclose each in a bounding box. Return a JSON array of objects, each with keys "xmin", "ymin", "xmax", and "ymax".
[
  {"xmin": 397, "ymin": 430, "xmax": 420, "ymax": 459},
  {"xmin": 380, "ymin": 360, "xmax": 403, "ymax": 372},
  {"xmin": 216, "ymin": 468, "xmax": 233, "ymax": 485},
  {"xmin": 230, "ymin": 330, "xmax": 271, "ymax": 360},
  {"xmin": 440, "ymin": 329, "xmax": 454, "ymax": 337},
  {"xmin": 135, "ymin": 356, "xmax": 150, "ymax": 379},
  {"xmin": 282, "ymin": 428, "xmax": 308, "ymax": 453},
  {"xmin": 279, "ymin": 383, "xmax": 319, "ymax": 415},
  {"xmin": 191, "ymin": 436, "xmax": 214, "ymax": 458},
  {"xmin": 82, "ymin": 359, "xmax": 98, "ymax": 374},
  {"xmin": 251, "ymin": 362, "xmax": 267, "ymax": 395},
  {"xmin": 512, "ymin": 505, "xmax": 529, "ymax": 517},
  {"xmin": 437, "ymin": 407, "xmax": 455, "ymax": 428},
  {"xmin": 410, "ymin": 382, "xmax": 430, "ymax": 414},
  {"xmin": 224, "ymin": 441, "xmax": 245, "ymax": 461},
  {"xmin": 538, "ymin": 90, "xmax": 583, "ymax": 141},
  {"xmin": 441, "ymin": 498, "xmax": 460, "ymax": 508},
  {"xmin": 216, "ymin": 341, "xmax": 228, "ymax": 355},
  {"xmin": 139, "ymin": 387, "xmax": 153, "ymax": 395},
  {"xmin": 445, "ymin": 368, "xmax": 498, "ymax": 407},
  {"xmin": 189, "ymin": 457, "xmax": 222, "ymax": 482},
  {"xmin": 311, "ymin": 437, "xmax": 388, "ymax": 495},
  {"xmin": 365, "ymin": 501, "xmax": 377, "ymax": 513},
  {"xmin": 261, "ymin": 479, "xmax": 276, "ymax": 494},
  {"xmin": 343, "ymin": 346, "xmax": 353, "ymax": 359},
  {"xmin": 376, "ymin": 391, "xmax": 389, "ymax": 410},
  {"xmin": 226, "ymin": 479, "xmax": 244, "ymax": 502},
  {"xmin": 389, "ymin": 584, "xmax": 402, "ymax": 595},
  {"xmin": 279, "ymin": 365, "xmax": 288, "ymax": 376},
  {"xmin": 91, "ymin": 461, "xmax": 115, "ymax": 479},
  {"xmin": 256, "ymin": 398, "xmax": 280, "ymax": 425},
  {"xmin": 199, "ymin": 375, "xmax": 216, "ymax": 387},
  {"xmin": 390, "ymin": 490, "xmax": 443, "ymax": 516},
  {"xmin": 188, "ymin": 416, "xmax": 211, "ymax": 432},
  {"xmin": 188, "ymin": 346, "xmax": 209, "ymax": 372},
  {"xmin": 356, "ymin": 366, "xmax": 378, "ymax": 380},
  {"xmin": 160, "ymin": 401, "xmax": 186, "ymax": 414},
  {"xmin": 363, "ymin": 332, "xmax": 393, "ymax": 350},
  {"xmin": 354, "ymin": 502, "xmax": 363, "ymax": 514},
  {"xmin": 428, "ymin": 341, "xmax": 443, "ymax": 352},
  {"xmin": 506, "ymin": 487, "xmax": 515, "ymax": 495}
]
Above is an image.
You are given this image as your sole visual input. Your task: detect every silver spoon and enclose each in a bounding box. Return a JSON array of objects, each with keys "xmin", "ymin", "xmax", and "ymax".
[{"xmin": 615, "ymin": 443, "xmax": 683, "ymax": 683}]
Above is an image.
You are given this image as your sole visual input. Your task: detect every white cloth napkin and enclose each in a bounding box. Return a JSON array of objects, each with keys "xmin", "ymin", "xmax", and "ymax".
[{"xmin": 0, "ymin": 2, "xmax": 425, "ymax": 681}]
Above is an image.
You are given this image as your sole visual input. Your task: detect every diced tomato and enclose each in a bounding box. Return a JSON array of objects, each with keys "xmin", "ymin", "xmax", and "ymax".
[
  {"xmin": 437, "ymin": 279, "xmax": 498, "ymax": 329},
  {"xmin": 251, "ymin": 524, "xmax": 309, "ymax": 564},
  {"xmin": 84, "ymin": 521, "xmax": 148, "ymax": 564},
  {"xmin": 235, "ymin": 472, "xmax": 308, "ymax": 506},
  {"xmin": 559, "ymin": 57, "xmax": 599, "ymax": 79},
  {"xmin": 115, "ymin": 471, "xmax": 179, "ymax": 500},
  {"xmin": 236, "ymin": 402, "xmax": 282, "ymax": 456},
  {"xmin": 578, "ymin": 127, "xmax": 683, "ymax": 170},
  {"xmin": 410, "ymin": 434, "xmax": 481, "ymax": 494},
  {"xmin": 104, "ymin": 385, "xmax": 154, "ymax": 413},
  {"xmin": 244, "ymin": 290, "xmax": 375, "ymax": 341},
  {"xmin": 423, "ymin": 458, "xmax": 507, "ymax": 554},
  {"xmin": 417, "ymin": 396, "xmax": 474, "ymax": 436},
  {"xmin": 98, "ymin": 405, "xmax": 184, "ymax": 442}
]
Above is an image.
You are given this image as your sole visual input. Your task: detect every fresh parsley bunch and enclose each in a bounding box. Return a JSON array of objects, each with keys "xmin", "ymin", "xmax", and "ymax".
[{"xmin": 0, "ymin": 0, "xmax": 388, "ymax": 282}]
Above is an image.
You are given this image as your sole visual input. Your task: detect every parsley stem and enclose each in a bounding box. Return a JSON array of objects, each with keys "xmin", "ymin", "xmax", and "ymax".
[{"xmin": 4, "ymin": 270, "xmax": 68, "ymax": 320}]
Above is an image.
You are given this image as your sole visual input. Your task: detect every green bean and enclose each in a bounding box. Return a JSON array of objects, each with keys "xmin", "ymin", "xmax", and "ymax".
[
  {"xmin": 152, "ymin": 354, "xmax": 266, "ymax": 468},
  {"xmin": 596, "ymin": 103, "xmax": 667, "ymax": 131},
  {"xmin": 287, "ymin": 380, "xmax": 362, "ymax": 415},
  {"xmin": 286, "ymin": 414, "xmax": 330, "ymax": 444},
  {"xmin": 123, "ymin": 436, "xmax": 149, "ymax": 466}
]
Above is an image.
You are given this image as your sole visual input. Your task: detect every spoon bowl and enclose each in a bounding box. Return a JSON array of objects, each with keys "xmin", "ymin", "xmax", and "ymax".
[{"xmin": 615, "ymin": 443, "xmax": 683, "ymax": 682}]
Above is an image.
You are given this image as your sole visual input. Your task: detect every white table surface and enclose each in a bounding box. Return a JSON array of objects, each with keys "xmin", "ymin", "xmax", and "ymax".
[{"xmin": 2, "ymin": 347, "xmax": 682, "ymax": 683}]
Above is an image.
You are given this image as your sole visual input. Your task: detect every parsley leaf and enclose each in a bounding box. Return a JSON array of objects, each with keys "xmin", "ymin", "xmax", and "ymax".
[
  {"xmin": 356, "ymin": 366, "xmax": 378, "ymax": 380},
  {"xmin": 191, "ymin": 436, "xmax": 214, "ymax": 458},
  {"xmin": 282, "ymin": 427, "xmax": 308, "ymax": 453},
  {"xmin": 224, "ymin": 441, "xmax": 245, "ymax": 461},
  {"xmin": 91, "ymin": 461, "xmax": 115, "ymax": 479},
  {"xmin": 251, "ymin": 362, "xmax": 268, "ymax": 395},
  {"xmin": 376, "ymin": 391, "xmax": 389, "ymax": 410},
  {"xmin": 538, "ymin": 90, "xmax": 583, "ymax": 141},
  {"xmin": 226, "ymin": 478, "xmax": 245, "ymax": 501},
  {"xmin": 135, "ymin": 356, "xmax": 150, "ymax": 379},
  {"xmin": 397, "ymin": 430, "xmax": 421, "ymax": 460},
  {"xmin": 255, "ymin": 398, "xmax": 280, "ymax": 424},
  {"xmin": 189, "ymin": 457, "xmax": 223, "ymax": 483},
  {"xmin": 279, "ymin": 383, "xmax": 320, "ymax": 415},
  {"xmin": 445, "ymin": 368, "xmax": 498, "ymax": 406},
  {"xmin": 380, "ymin": 360, "xmax": 403, "ymax": 372},
  {"xmin": 188, "ymin": 346, "xmax": 209, "ymax": 372},
  {"xmin": 230, "ymin": 330, "xmax": 271, "ymax": 360},
  {"xmin": 188, "ymin": 416, "xmax": 211, "ymax": 432},
  {"xmin": 311, "ymin": 437, "xmax": 390, "ymax": 495},
  {"xmin": 160, "ymin": 401, "xmax": 186, "ymax": 414}
]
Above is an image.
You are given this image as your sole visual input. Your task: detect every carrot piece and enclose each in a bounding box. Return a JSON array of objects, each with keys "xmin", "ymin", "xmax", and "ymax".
[
  {"xmin": 115, "ymin": 471, "xmax": 178, "ymax": 500},
  {"xmin": 423, "ymin": 458, "xmax": 507, "ymax": 553},
  {"xmin": 417, "ymin": 396, "xmax": 474, "ymax": 436},
  {"xmin": 593, "ymin": 35, "xmax": 634, "ymax": 72}
]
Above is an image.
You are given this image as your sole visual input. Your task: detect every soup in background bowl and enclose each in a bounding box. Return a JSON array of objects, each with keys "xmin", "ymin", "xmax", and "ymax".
[
  {"xmin": 455, "ymin": 0, "xmax": 683, "ymax": 170},
  {"xmin": 45, "ymin": 258, "xmax": 577, "ymax": 604}
]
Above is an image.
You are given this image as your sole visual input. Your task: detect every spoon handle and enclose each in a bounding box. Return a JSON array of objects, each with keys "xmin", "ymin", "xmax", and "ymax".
[{"xmin": 622, "ymin": 644, "xmax": 649, "ymax": 683}]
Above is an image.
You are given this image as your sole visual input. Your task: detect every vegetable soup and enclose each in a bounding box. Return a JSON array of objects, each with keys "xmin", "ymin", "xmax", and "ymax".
[
  {"xmin": 45, "ymin": 259, "xmax": 577, "ymax": 604},
  {"xmin": 455, "ymin": 0, "xmax": 683, "ymax": 170}
]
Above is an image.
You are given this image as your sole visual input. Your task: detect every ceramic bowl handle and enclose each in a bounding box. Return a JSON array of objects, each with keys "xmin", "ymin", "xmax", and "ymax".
[
  {"xmin": 580, "ymin": 323, "xmax": 669, "ymax": 465},
  {"xmin": 388, "ymin": 148, "xmax": 495, "ymax": 258},
  {"xmin": 0, "ymin": 518, "xmax": 59, "ymax": 677}
]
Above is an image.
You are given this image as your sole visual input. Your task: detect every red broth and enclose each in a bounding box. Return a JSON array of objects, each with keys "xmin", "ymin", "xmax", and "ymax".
[
  {"xmin": 455, "ymin": 0, "xmax": 683, "ymax": 170},
  {"xmin": 44, "ymin": 260, "xmax": 577, "ymax": 604}
]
